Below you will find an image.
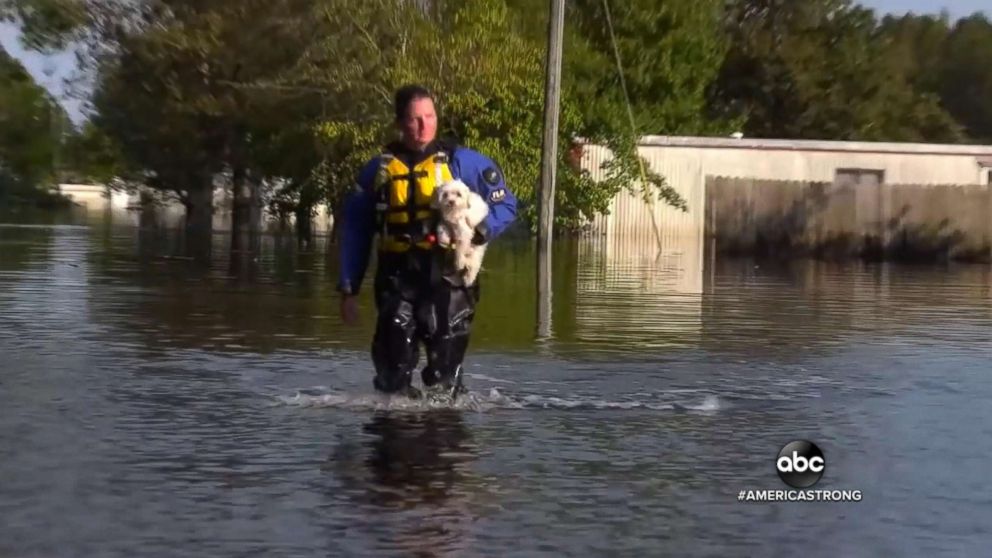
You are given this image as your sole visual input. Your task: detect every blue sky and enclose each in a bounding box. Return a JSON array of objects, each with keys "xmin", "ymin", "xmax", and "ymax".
[
  {"xmin": 860, "ymin": 0, "xmax": 988, "ymax": 19},
  {"xmin": 2, "ymin": 1, "xmax": 989, "ymax": 125},
  {"xmin": 0, "ymin": 22, "xmax": 84, "ymax": 121}
]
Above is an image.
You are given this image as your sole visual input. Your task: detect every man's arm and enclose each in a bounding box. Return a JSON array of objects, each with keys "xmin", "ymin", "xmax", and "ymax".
[
  {"xmin": 337, "ymin": 159, "xmax": 379, "ymax": 295},
  {"xmin": 454, "ymin": 148, "xmax": 518, "ymax": 242}
]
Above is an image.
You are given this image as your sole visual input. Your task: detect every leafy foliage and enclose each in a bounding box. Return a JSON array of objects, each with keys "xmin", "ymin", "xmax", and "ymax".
[
  {"xmin": 0, "ymin": 45, "xmax": 71, "ymax": 202},
  {"xmin": 708, "ymin": 0, "xmax": 966, "ymax": 143},
  {"xmin": 6, "ymin": 0, "xmax": 992, "ymax": 234},
  {"xmin": 307, "ymin": 0, "xmax": 699, "ymax": 231}
]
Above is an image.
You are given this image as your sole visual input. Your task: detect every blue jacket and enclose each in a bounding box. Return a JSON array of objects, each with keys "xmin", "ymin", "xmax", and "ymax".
[{"xmin": 337, "ymin": 141, "xmax": 518, "ymax": 294}]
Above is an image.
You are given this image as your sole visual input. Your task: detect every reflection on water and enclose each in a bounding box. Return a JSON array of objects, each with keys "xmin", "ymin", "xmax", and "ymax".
[
  {"xmin": 325, "ymin": 411, "xmax": 489, "ymax": 557},
  {"xmin": 573, "ymin": 230, "xmax": 704, "ymax": 352},
  {"xmin": 2, "ymin": 208, "xmax": 992, "ymax": 556},
  {"xmin": 356, "ymin": 411, "xmax": 477, "ymax": 507}
]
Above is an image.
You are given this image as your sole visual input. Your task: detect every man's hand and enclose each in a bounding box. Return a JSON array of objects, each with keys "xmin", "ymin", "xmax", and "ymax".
[
  {"xmin": 472, "ymin": 222, "xmax": 489, "ymax": 246},
  {"xmin": 340, "ymin": 294, "xmax": 360, "ymax": 325}
]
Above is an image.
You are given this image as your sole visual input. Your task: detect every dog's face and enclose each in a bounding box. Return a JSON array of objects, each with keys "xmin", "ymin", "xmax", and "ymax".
[{"xmin": 435, "ymin": 180, "xmax": 472, "ymax": 214}]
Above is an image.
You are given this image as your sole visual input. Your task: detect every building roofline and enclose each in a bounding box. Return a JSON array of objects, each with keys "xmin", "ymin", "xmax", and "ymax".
[{"xmin": 629, "ymin": 135, "xmax": 992, "ymax": 157}]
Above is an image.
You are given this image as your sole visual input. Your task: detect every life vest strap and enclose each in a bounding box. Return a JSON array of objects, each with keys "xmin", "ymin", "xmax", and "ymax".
[
  {"xmin": 372, "ymin": 148, "xmax": 453, "ymax": 253},
  {"xmin": 390, "ymin": 170, "xmax": 429, "ymax": 182},
  {"xmin": 381, "ymin": 204, "xmax": 432, "ymax": 214},
  {"xmin": 381, "ymin": 223, "xmax": 438, "ymax": 251}
]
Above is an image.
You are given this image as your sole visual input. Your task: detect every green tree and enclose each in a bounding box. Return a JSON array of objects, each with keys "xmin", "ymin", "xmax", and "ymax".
[
  {"xmin": 562, "ymin": 0, "xmax": 730, "ymax": 217},
  {"xmin": 566, "ymin": 0, "xmax": 730, "ymax": 136},
  {"xmin": 12, "ymin": 0, "xmax": 714, "ymax": 234},
  {"xmin": 710, "ymin": 0, "xmax": 963, "ymax": 143},
  {"xmin": 936, "ymin": 14, "xmax": 992, "ymax": 143},
  {"xmin": 878, "ymin": 11, "xmax": 992, "ymax": 143},
  {"xmin": 308, "ymin": 0, "xmax": 695, "ymax": 232},
  {"xmin": 65, "ymin": 1, "xmax": 325, "ymax": 243},
  {"xmin": 877, "ymin": 12, "xmax": 952, "ymax": 95},
  {"xmin": 0, "ymin": 45, "xmax": 69, "ymax": 203},
  {"xmin": 58, "ymin": 120, "xmax": 129, "ymax": 185},
  {"xmin": 0, "ymin": 0, "xmax": 88, "ymax": 51}
]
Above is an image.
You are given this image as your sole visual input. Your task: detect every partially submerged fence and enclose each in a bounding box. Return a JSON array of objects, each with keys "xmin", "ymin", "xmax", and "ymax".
[{"xmin": 705, "ymin": 176, "xmax": 992, "ymax": 262}]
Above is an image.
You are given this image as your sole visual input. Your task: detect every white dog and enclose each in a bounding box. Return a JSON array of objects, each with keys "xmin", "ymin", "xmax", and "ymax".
[{"xmin": 432, "ymin": 179, "xmax": 489, "ymax": 286}]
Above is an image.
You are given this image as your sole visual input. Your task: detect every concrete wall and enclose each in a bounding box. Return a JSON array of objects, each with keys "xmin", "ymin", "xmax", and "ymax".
[{"xmin": 706, "ymin": 176, "xmax": 992, "ymax": 262}]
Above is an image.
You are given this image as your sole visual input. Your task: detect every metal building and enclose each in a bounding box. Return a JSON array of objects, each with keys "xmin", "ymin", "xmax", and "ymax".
[{"xmin": 581, "ymin": 135, "xmax": 992, "ymax": 240}]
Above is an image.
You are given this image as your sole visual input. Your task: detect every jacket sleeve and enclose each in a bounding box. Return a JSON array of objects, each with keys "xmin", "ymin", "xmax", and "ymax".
[
  {"xmin": 454, "ymin": 148, "xmax": 518, "ymax": 240},
  {"xmin": 337, "ymin": 158, "xmax": 379, "ymax": 295}
]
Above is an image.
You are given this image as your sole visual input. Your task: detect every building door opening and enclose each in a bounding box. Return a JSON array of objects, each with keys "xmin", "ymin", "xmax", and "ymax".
[
  {"xmin": 833, "ymin": 168, "xmax": 886, "ymax": 244},
  {"xmin": 834, "ymin": 168, "xmax": 885, "ymax": 188}
]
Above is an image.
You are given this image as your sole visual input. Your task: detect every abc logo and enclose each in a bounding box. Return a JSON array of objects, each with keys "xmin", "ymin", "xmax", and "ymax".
[{"xmin": 776, "ymin": 440, "xmax": 825, "ymax": 488}]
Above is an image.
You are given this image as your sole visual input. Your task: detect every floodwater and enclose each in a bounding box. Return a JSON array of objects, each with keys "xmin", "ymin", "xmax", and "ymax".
[{"xmin": 1, "ymin": 208, "xmax": 991, "ymax": 557}]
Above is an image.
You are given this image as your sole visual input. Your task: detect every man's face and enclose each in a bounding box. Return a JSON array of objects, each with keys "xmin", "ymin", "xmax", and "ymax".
[{"xmin": 398, "ymin": 97, "xmax": 438, "ymax": 150}]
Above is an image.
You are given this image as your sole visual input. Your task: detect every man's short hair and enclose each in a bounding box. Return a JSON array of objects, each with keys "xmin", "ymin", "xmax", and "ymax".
[{"xmin": 394, "ymin": 84, "xmax": 434, "ymax": 121}]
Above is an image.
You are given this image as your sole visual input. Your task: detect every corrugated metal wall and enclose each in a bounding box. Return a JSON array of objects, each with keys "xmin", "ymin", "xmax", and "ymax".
[
  {"xmin": 573, "ymin": 143, "xmax": 707, "ymax": 345},
  {"xmin": 580, "ymin": 140, "xmax": 991, "ymax": 241},
  {"xmin": 582, "ymin": 144, "xmax": 706, "ymax": 243}
]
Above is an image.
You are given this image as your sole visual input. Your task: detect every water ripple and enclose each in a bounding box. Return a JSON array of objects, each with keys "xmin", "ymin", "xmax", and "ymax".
[{"xmin": 2, "ymin": 218, "xmax": 991, "ymax": 557}]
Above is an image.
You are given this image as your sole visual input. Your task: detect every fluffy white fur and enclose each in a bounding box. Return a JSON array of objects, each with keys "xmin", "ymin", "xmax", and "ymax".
[{"xmin": 432, "ymin": 179, "xmax": 489, "ymax": 286}]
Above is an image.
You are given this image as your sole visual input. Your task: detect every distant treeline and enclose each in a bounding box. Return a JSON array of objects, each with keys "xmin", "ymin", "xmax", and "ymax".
[{"xmin": 1, "ymin": 0, "xmax": 989, "ymax": 235}]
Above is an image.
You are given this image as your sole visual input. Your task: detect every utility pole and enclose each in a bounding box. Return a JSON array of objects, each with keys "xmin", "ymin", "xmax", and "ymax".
[{"xmin": 537, "ymin": 0, "xmax": 565, "ymax": 339}]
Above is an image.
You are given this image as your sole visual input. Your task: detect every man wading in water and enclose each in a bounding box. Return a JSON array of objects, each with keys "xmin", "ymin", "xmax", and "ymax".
[{"xmin": 337, "ymin": 85, "xmax": 518, "ymax": 399}]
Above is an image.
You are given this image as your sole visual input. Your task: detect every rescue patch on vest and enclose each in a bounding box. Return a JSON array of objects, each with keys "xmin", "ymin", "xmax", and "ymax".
[{"xmin": 489, "ymin": 188, "xmax": 507, "ymax": 203}]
